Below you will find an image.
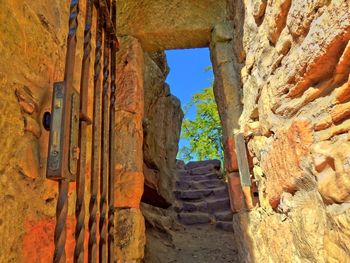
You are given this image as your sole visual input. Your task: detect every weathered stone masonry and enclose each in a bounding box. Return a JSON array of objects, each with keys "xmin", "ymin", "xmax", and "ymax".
[
  {"xmin": 228, "ymin": 0, "xmax": 350, "ymax": 262},
  {"xmin": 114, "ymin": 35, "xmax": 146, "ymax": 261},
  {"xmin": 1, "ymin": 0, "xmax": 350, "ymax": 262}
]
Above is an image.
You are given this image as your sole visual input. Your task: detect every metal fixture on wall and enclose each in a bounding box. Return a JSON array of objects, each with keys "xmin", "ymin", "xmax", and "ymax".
[{"xmin": 45, "ymin": 0, "xmax": 119, "ymax": 262}]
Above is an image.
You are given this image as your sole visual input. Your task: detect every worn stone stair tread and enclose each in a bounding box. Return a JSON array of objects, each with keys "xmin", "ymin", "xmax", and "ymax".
[
  {"xmin": 174, "ymin": 186, "xmax": 228, "ymax": 200},
  {"xmin": 216, "ymin": 221, "xmax": 233, "ymax": 232},
  {"xmin": 177, "ymin": 212, "xmax": 211, "ymax": 225},
  {"xmin": 185, "ymin": 159, "xmax": 221, "ymax": 170},
  {"xmin": 215, "ymin": 211, "xmax": 233, "ymax": 221},
  {"xmin": 174, "ymin": 200, "xmax": 207, "ymax": 213},
  {"xmin": 174, "ymin": 197, "xmax": 231, "ymax": 213},
  {"xmin": 175, "ymin": 179, "xmax": 226, "ymax": 190},
  {"xmin": 188, "ymin": 166, "xmax": 218, "ymax": 175},
  {"xmin": 176, "ymin": 173, "xmax": 220, "ymax": 182},
  {"xmin": 206, "ymin": 197, "xmax": 231, "ymax": 212}
]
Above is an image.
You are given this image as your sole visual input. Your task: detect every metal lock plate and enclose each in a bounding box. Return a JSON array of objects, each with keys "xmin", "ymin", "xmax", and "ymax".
[
  {"xmin": 69, "ymin": 90, "xmax": 80, "ymax": 176},
  {"xmin": 47, "ymin": 82, "xmax": 79, "ymax": 181},
  {"xmin": 47, "ymin": 82, "xmax": 65, "ymax": 178},
  {"xmin": 234, "ymin": 133, "xmax": 252, "ymax": 187}
]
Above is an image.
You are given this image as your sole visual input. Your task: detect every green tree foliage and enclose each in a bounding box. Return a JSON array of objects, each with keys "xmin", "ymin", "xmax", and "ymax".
[{"xmin": 178, "ymin": 86, "xmax": 223, "ymax": 161}]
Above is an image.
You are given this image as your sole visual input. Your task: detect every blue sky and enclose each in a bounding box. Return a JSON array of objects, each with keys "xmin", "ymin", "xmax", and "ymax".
[{"xmin": 165, "ymin": 48, "xmax": 214, "ymax": 152}]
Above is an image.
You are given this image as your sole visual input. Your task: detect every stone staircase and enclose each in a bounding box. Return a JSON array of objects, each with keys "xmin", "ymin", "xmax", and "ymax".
[{"xmin": 173, "ymin": 160, "xmax": 233, "ymax": 231}]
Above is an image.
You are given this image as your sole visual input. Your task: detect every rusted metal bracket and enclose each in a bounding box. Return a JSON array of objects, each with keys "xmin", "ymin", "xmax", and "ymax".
[
  {"xmin": 234, "ymin": 132, "xmax": 251, "ymax": 187},
  {"xmin": 47, "ymin": 82, "xmax": 80, "ymax": 181}
]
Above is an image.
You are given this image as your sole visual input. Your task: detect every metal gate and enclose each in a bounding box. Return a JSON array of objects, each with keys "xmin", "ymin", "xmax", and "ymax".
[{"xmin": 45, "ymin": 0, "xmax": 118, "ymax": 262}]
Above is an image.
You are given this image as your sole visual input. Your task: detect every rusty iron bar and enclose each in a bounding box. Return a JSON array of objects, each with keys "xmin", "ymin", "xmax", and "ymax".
[
  {"xmin": 54, "ymin": 181, "xmax": 69, "ymax": 263},
  {"xmin": 74, "ymin": 0, "xmax": 93, "ymax": 262},
  {"xmin": 107, "ymin": 0, "xmax": 117, "ymax": 262},
  {"xmin": 88, "ymin": 6, "xmax": 103, "ymax": 263},
  {"xmin": 53, "ymin": 0, "xmax": 79, "ymax": 262},
  {"xmin": 99, "ymin": 14, "xmax": 111, "ymax": 263},
  {"xmin": 93, "ymin": 0, "xmax": 119, "ymax": 48}
]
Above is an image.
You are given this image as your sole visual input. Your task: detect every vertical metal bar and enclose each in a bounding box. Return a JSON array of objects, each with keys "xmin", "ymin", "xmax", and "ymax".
[
  {"xmin": 107, "ymin": 0, "xmax": 116, "ymax": 261},
  {"xmin": 74, "ymin": 0, "xmax": 93, "ymax": 262},
  {"xmin": 99, "ymin": 15, "xmax": 110, "ymax": 262},
  {"xmin": 54, "ymin": 181, "xmax": 69, "ymax": 263},
  {"xmin": 54, "ymin": 1, "xmax": 79, "ymax": 263},
  {"xmin": 88, "ymin": 7, "xmax": 103, "ymax": 263}
]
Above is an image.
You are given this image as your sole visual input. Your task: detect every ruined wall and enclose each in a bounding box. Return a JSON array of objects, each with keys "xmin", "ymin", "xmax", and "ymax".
[
  {"xmin": 229, "ymin": 0, "xmax": 350, "ymax": 261},
  {"xmin": 143, "ymin": 51, "xmax": 184, "ymax": 206}
]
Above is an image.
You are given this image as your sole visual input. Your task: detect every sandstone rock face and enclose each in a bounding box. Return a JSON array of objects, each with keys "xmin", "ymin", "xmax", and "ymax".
[
  {"xmin": 233, "ymin": 191, "xmax": 350, "ymax": 263},
  {"xmin": 143, "ymin": 52, "xmax": 184, "ymax": 205},
  {"xmin": 117, "ymin": 0, "xmax": 228, "ymax": 51},
  {"xmin": 236, "ymin": 0, "xmax": 350, "ymax": 207},
  {"xmin": 230, "ymin": 0, "xmax": 350, "ymax": 261}
]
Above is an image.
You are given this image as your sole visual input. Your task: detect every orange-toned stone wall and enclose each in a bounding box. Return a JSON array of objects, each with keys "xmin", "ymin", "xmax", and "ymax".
[
  {"xmin": 0, "ymin": 1, "xmax": 96, "ymax": 261},
  {"xmin": 228, "ymin": 0, "xmax": 350, "ymax": 262}
]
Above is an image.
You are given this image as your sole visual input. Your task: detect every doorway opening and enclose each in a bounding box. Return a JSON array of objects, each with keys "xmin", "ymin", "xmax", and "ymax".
[
  {"xmin": 166, "ymin": 48, "xmax": 223, "ymax": 163},
  {"xmin": 142, "ymin": 48, "xmax": 237, "ymax": 263}
]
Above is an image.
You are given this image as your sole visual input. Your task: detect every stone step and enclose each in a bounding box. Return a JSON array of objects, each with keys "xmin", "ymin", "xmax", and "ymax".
[
  {"xmin": 189, "ymin": 166, "xmax": 218, "ymax": 175},
  {"xmin": 216, "ymin": 221, "xmax": 233, "ymax": 232},
  {"xmin": 174, "ymin": 186, "xmax": 228, "ymax": 201},
  {"xmin": 177, "ymin": 169, "xmax": 190, "ymax": 177},
  {"xmin": 177, "ymin": 173, "xmax": 219, "ymax": 182},
  {"xmin": 173, "ymin": 201, "xmax": 206, "ymax": 213},
  {"xmin": 185, "ymin": 160, "xmax": 221, "ymax": 170},
  {"xmin": 215, "ymin": 210, "xmax": 233, "ymax": 221},
  {"xmin": 177, "ymin": 212, "xmax": 211, "ymax": 225},
  {"xmin": 175, "ymin": 179, "xmax": 226, "ymax": 190},
  {"xmin": 174, "ymin": 197, "xmax": 231, "ymax": 213},
  {"xmin": 206, "ymin": 197, "xmax": 231, "ymax": 212}
]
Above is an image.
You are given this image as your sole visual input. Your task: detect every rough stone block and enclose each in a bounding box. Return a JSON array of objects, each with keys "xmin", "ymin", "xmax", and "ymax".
[
  {"xmin": 115, "ymin": 171, "xmax": 144, "ymax": 208},
  {"xmin": 227, "ymin": 172, "xmax": 246, "ymax": 212},
  {"xmin": 115, "ymin": 208, "xmax": 145, "ymax": 261},
  {"xmin": 117, "ymin": 36, "xmax": 145, "ymax": 115},
  {"xmin": 117, "ymin": 0, "xmax": 227, "ymax": 51},
  {"xmin": 224, "ymin": 137, "xmax": 239, "ymax": 172},
  {"xmin": 115, "ymin": 110, "xmax": 143, "ymax": 172},
  {"xmin": 261, "ymin": 121, "xmax": 314, "ymax": 208}
]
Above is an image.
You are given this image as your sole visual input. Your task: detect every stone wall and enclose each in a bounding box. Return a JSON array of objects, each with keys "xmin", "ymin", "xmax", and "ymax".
[
  {"xmin": 0, "ymin": 2, "xmax": 186, "ymax": 261},
  {"xmin": 228, "ymin": 0, "xmax": 350, "ymax": 261},
  {"xmin": 0, "ymin": 1, "xmax": 88, "ymax": 261}
]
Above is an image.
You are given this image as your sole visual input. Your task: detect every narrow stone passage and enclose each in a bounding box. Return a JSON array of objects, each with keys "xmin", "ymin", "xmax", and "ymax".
[{"xmin": 142, "ymin": 160, "xmax": 237, "ymax": 263}]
